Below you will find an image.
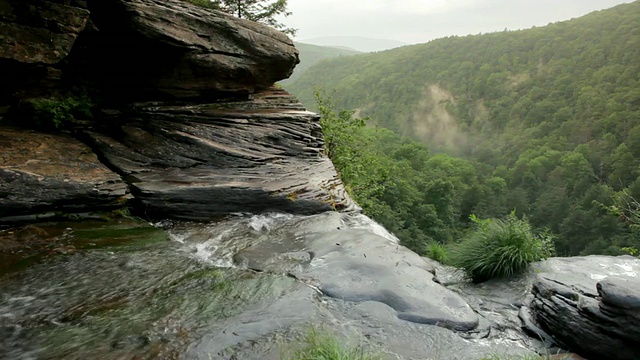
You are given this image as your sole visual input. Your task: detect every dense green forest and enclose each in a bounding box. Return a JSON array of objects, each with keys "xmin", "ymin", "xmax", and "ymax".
[{"xmin": 287, "ymin": 2, "xmax": 640, "ymax": 256}]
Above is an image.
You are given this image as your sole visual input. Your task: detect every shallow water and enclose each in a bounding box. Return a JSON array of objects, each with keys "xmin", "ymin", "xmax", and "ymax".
[
  {"xmin": 0, "ymin": 213, "xmax": 538, "ymax": 360},
  {"xmin": 0, "ymin": 214, "xmax": 326, "ymax": 359}
]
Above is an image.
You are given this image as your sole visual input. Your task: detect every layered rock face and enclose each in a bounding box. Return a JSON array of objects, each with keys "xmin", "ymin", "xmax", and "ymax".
[
  {"xmin": 84, "ymin": 89, "xmax": 354, "ymax": 219},
  {"xmin": 85, "ymin": 0, "xmax": 299, "ymax": 100},
  {"xmin": 0, "ymin": 0, "xmax": 354, "ymax": 224},
  {"xmin": 0, "ymin": 0, "xmax": 89, "ymax": 64},
  {"xmin": 0, "ymin": 127, "xmax": 127, "ymax": 223},
  {"xmin": 527, "ymin": 256, "xmax": 640, "ymax": 360}
]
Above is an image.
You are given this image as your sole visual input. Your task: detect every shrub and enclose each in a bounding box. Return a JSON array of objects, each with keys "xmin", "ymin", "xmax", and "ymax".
[
  {"xmin": 448, "ymin": 213, "xmax": 555, "ymax": 283},
  {"xmin": 282, "ymin": 327, "xmax": 380, "ymax": 360},
  {"xmin": 425, "ymin": 242, "xmax": 448, "ymax": 264},
  {"xmin": 28, "ymin": 90, "xmax": 93, "ymax": 129}
]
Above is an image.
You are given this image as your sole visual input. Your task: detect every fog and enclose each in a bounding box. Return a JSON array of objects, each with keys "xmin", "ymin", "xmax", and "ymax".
[{"xmin": 283, "ymin": 0, "xmax": 632, "ymax": 45}]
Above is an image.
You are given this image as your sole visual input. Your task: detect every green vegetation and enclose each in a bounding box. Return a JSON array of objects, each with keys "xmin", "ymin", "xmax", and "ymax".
[
  {"xmin": 448, "ymin": 213, "xmax": 554, "ymax": 282},
  {"xmin": 282, "ymin": 327, "xmax": 380, "ymax": 360},
  {"xmin": 289, "ymin": 2, "xmax": 640, "ymax": 257},
  {"xmin": 317, "ymin": 90, "xmax": 501, "ymax": 255},
  {"xmin": 425, "ymin": 242, "xmax": 448, "ymax": 264},
  {"xmin": 184, "ymin": 0, "xmax": 295, "ymax": 35},
  {"xmin": 26, "ymin": 90, "xmax": 93, "ymax": 128}
]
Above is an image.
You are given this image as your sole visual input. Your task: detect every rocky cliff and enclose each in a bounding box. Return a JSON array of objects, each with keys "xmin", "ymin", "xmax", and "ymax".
[{"xmin": 0, "ymin": 0, "xmax": 355, "ymax": 224}]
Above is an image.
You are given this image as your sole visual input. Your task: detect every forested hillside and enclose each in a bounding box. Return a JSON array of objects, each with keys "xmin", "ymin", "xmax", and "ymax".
[
  {"xmin": 279, "ymin": 42, "xmax": 360, "ymax": 85},
  {"xmin": 287, "ymin": 1, "xmax": 640, "ymax": 256}
]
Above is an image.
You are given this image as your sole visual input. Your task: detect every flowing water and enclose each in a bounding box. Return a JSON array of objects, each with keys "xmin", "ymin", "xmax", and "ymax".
[
  {"xmin": 0, "ymin": 214, "xmax": 312, "ymax": 359},
  {"xmin": 0, "ymin": 213, "xmax": 537, "ymax": 360}
]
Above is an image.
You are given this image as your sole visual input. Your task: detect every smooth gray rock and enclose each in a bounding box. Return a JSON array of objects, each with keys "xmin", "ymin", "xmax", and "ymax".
[
  {"xmin": 186, "ymin": 281, "xmax": 318, "ymax": 360},
  {"xmin": 0, "ymin": 211, "xmax": 539, "ymax": 360},
  {"xmin": 448, "ymin": 270, "xmax": 550, "ymax": 352},
  {"xmin": 302, "ymin": 229, "xmax": 478, "ymax": 331},
  {"xmin": 597, "ymin": 276, "xmax": 640, "ymax": 309},
  {"xmin": 528, "ymin": 256, "xmax": 640, "ymax": 360},
  {"xmin": 175, "ymin": 212, "xmax": 536, "ymax": 360},
  {"xmin": 235, "ymin": 212, "xmax": 478, "ymax": 332},
  {"xmin": 83, "ymin": 89, "xmax": 356, "ymax": 220},
  {"xmin": 446, "ymin": 256, "xmax": 640, "ymax": 359}
]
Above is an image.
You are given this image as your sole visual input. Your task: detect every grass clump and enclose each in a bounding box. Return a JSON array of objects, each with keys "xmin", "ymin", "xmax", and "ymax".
[
  {"xmin": 425, "ymin": 242, "xmax": 448, "ymax": 263},
  {"xmin": 448, "ymin": 212, "xmax": 555, "ymax": 283},
  {"xmin": 282, "ymin": 327, "xmax": 380, "ymax": 360}
]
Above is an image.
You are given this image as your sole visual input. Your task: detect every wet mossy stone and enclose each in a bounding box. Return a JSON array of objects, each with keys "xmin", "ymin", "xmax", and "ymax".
[{"xmin": 0, "ymin": 219, "xmax": 168, "ymax": 274}]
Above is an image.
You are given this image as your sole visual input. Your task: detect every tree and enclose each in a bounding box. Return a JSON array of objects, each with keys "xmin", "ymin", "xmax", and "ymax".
[{"xmin": 211, "ymin": 0, "xmax": 296, "ymax": 35}]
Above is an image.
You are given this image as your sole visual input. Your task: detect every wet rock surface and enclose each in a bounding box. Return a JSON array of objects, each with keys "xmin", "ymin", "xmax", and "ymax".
[
  {"xmin": 0, "ymin": 127, "xmax": 128, "ymax": 224},
  {"xmin": 448, "ymin": 271, "xmax": 539, "ymax": 343},
  {"xmin": 14, "ymin": 216, "xmax": 637, "ymax": 360},
  {"xmin": 302, "ymin": 229, "xmax": 478, "ymax": 331},
  {"xmin": 528, "ymin": 256, "xmax": 640, "ymax": 360},
  {"xmin": 165, "ymin": 212, "xmax": 536, "ymax": 360},
  {"xmin": 434, "ymin": 255, "xmax": 640, "ymax": 360},
  {"xmin": 0, "ymin": 213, "xmax": 537, "ymax": 360},
  {"xmin": 235, "ymin": 212, "xmax": 476, "ymax": 332}
]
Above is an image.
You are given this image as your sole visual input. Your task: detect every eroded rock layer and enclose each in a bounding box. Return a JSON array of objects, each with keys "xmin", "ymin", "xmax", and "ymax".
[
  {"xmin": 529, "ymin": 256, "xmax": 640, "ymax": 360},
  {"xmin": 0, "ymin": 127, "xmax": 128, "ymax": 223},
  {"xmin": 84, "ymin": 0, "xmax": 299, "ymax": 100},
  {"xmin": 83, "ymin": 88, "xmax": 355, "ymax": 219}
]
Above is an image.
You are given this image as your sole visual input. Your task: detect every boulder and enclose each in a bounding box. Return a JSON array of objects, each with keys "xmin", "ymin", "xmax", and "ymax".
[
  {"xmin": 83, "ymin": 88, "xmax": 355, "ymax": 219},
  {"xmin": 528, "ymin": 256, "xmax": 640, "ymax": 360},
  {"xmin": 597, "ymin": 276, "xmax": 640, "ymax": 309},
  {"xmin": 0, "ymin": 127, "xmax": 128, "ymax": 224},
  {"xmin": 83, "ymin": 0, "xmax": 299, "ymax": 100}
]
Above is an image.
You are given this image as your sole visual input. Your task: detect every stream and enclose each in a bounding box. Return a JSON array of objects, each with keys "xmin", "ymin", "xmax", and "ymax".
[{"xmin": 0, "ymin": 212, "xmax": 538, "ymax": 360}]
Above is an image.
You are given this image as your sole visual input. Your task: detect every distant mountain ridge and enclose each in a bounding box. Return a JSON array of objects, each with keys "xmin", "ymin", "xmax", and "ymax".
[
  {"xmin": 280, "ymin": 42, "xmax": 361, "ymax": 85},
  {"xmin": 299, "ymin": 36, "xmax": 409, "ymax": 53}
]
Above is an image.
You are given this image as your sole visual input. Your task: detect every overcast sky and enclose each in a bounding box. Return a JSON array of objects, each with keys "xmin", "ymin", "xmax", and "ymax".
[{"xmin": 283, "ymin": 0, "xmax": 633, "ymax": 45}]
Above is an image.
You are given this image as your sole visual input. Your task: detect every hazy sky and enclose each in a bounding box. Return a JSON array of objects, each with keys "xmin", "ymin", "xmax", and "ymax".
[{"xmin": 284, "ymin": 0, "xmax": 633, "ymax": 44}]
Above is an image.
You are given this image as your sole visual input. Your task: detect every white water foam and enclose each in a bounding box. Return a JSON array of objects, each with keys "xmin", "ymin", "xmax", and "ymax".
[
  {"xmin": 168, "ymin": 232, "xmax": 188, "ymax": 244},
  {"xmin": 247, "ymin": 212, "xmax": 294, "ymax": 232}
]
